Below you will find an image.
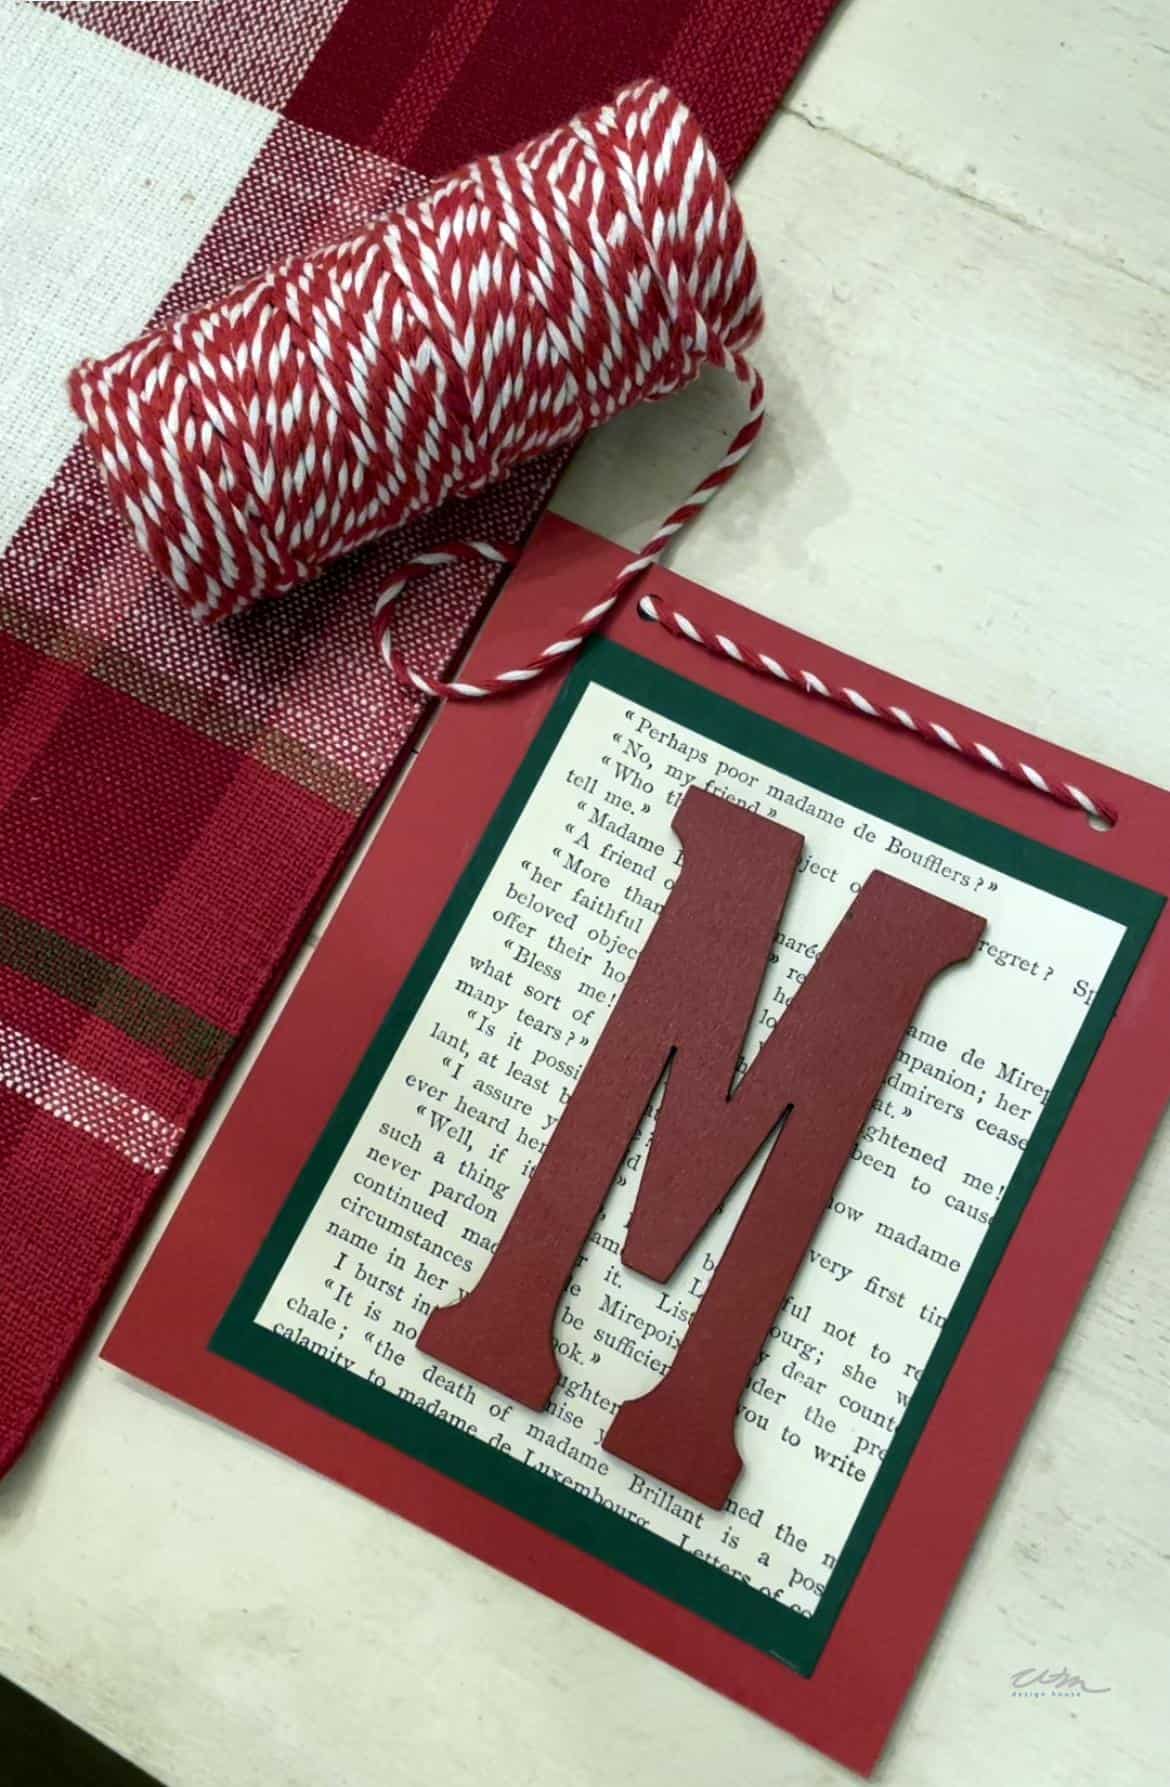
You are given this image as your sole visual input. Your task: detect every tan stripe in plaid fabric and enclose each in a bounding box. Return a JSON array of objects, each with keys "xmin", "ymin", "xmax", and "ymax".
[
  {"xmin": 0, "ymin": 905, "xmax": 233, "ymax": 1079},
  {"xmin": 0, "ymin": 601, "xmax": 372, "ymax": 815}
]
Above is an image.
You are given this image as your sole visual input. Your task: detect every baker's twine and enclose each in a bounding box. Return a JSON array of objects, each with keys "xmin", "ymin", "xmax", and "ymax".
[
  {"xmin": 70, "ymin": 82, "xmax": 762, "ymax": 681},
  {"xmin": 636, "ymin": 596, "xmax": 1116, "ymax": 824},
  {"xmin": 69, "ymin": 80, "xmax": 1112, "ymax": 823}
]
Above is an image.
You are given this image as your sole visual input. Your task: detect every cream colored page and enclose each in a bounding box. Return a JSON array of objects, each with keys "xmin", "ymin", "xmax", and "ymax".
[{"xmin": 258, "ymin": 682, "xmax": 1123, "ymax": 1615}]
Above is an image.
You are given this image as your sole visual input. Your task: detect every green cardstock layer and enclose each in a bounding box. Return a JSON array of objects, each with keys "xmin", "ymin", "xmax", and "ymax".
[{"xmin": 213, "ymin": 640, "xmax": 1163, "ymax": 1675}]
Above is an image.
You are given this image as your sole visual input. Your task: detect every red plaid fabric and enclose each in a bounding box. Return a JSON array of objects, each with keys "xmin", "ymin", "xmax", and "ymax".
[{"xmin": 1, "ymin": 0, "xmax": 838, "ymax": 1474}]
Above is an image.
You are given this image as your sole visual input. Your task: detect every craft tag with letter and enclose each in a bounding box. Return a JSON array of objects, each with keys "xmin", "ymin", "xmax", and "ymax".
[{"xmin": 104, "ymin": 519, "xmax": 1170, "ymax": 1775}]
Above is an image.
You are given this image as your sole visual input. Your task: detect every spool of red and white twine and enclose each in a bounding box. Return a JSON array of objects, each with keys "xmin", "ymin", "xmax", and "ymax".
[{"xmin": 69, "ymin": 81, "xmax": 1113, "ymax": 825}]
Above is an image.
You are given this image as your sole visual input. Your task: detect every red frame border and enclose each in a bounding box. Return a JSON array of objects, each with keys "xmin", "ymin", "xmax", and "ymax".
[{"xmin": 105, "ymin": 515, "xmax": 1170, "ymax": 1773}]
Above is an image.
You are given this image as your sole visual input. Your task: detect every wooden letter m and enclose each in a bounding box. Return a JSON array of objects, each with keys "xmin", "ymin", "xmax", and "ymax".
[{"xmin": 421, "ymin": 788, "xmax": 982, "ymax": 1507}]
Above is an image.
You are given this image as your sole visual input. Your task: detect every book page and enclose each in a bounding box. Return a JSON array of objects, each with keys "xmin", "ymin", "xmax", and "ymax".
[{"xmin": 256, "ymin": 679, "xmax": 1124, "ymax": 1616}]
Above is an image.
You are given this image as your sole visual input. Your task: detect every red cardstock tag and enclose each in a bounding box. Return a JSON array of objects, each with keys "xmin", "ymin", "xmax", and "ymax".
[{"xmin": 102, "ymin": 516, "xmax": 1170, "ymax": 1775}]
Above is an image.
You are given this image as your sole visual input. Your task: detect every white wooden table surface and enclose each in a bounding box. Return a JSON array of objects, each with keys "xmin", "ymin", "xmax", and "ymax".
[{"xmin": 3, "ymin": 2, "xmax": 1169, "ymax": 1782}]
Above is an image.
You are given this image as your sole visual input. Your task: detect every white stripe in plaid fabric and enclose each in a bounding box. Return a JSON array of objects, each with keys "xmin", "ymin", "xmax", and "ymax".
[
  {"xmin": 3, "ymin": 117, "xmax": 562, "ymax": 805},
  {"xmin": 0, "ymin": 2, "xmax": 276, "ymax": 553},
  {"xmin": 39, "ymin": 0, "xmax": 345, "ymax": 112},
  {"xmin": 0, "ymin": 1022, "xmax": 181, "ymax": 1174}
]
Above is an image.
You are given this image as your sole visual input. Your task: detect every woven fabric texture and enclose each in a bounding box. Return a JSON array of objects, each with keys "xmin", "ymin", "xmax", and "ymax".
[{"xmin": 0, "ymin": 0, "xmax": 838, "ymax": 1474}]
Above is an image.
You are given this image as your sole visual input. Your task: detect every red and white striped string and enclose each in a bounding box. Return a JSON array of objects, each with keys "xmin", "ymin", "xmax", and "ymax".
[
  {"xmin": 70, "ymin": 80, "xmax": 763, "ymax": 660},
  {"xmin": 374, "ymin": 346, "xmax": 764, "ymax": 697},
  {"xmin": 70, "ymin": 78, "xmax": 1111, "ymax": 827},
  {"xmin": 637, "ymin": 592, "xmax": 1116, "ymax": 825}
]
